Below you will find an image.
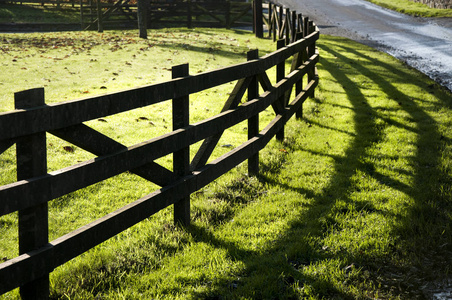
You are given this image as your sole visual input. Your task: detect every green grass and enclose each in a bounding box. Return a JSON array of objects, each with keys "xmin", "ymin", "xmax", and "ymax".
[
  {"xmin": 1, "ymin": 28, "xmax": 452, "ymax": 299},
  {"xmin": 364, "ymin": 0, "xmax": 452, "ymax": 17},
  {"xmin": 0, "ymin": 3, "xmax": 81, "ymax": 23}
]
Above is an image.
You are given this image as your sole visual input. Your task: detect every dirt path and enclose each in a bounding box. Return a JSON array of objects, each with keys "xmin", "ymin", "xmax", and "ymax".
[{"xmin": 274, "ymin": 0, "xmax": 452, "ymax": 91}]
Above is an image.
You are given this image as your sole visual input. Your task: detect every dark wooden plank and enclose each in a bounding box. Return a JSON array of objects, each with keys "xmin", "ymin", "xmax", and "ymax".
[
  {"xmin": 96, "ymin": 0, "xmax": 103, "ymax": 32},
  {"xmin": 257, "ymin": 71, "xmax": 284, "ymax": 115},
  {"xmin": 271, "ymin": 4, "xmax": 278, "ymax": 42},
  {"xmin": 190, "ymin": 76, "xmax": 251, "ymax": 170},
  {"xmin": 267, "ymin": 3, "xmax": 273, "ymax": 38},
  {"xmin": 278, "ymin": 5, "xmax": 283, "ymax": 40},
  {"xmin": 15, "ymin": 88, "xmax": 49, "ymax": 300},
  {"xmin": 253, "ymin": 0, "xmax": 263, "ymax": 38},
  {"xmin": 172, "ymin": 64, "xmax": 190, "ymax": 226},
  {"xmin": 187, "ymin": 0, "xmax": 192, "ymax": 28},
  {"xmin": 276, "ymin": 39, "xmax": 286, "ymax": 142},
  {"xmin": 229, "ymin": 4, "xmax": 252, "ymax": 27},
  {"xmin": 285, "ymin": 8, "xmax": 291, "ymax": 44},
  {"xmin": 291, "ymin": 10, "xmax": 297, "ymax": 43},
  {"xmin": 0, "ymin": 244, "xmax": 54, "ymax": 296},
  {"xmin": 0, "ymin": 52, "xmax": 320, "ymax": 216},
  {"xmin": 0, "ymin": 139, "xmax": 15, "ymax": 155},
  {"xmin": 295, "ymin": 31, "xmax": 305, "ymax": 119},
  {"xmin": 194, "ymin": 3, "xmax": 225, "ymax": 25},
  {"xmin": 247, "ymin": 49, "xmax": 259, "ymax": 176},
  {"xmin": 50, "ymin": 124, "xmax": 175, "ymax": 187},
  {"xmin": 303, "ymin": 16, "xmax": 309, "ymax": 38},
  {"xmin": 297, "ymin": 13, "xmax": 303, "ymax": 34}
]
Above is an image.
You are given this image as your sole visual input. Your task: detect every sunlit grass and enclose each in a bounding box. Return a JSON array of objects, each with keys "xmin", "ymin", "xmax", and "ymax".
[
  {"xmin": 364, "ymin": 0, "xmax": 452, "ymax": 17},
  {"xmin": 1, "ymin": 29, "xmax": 452, "ymax": 299}
]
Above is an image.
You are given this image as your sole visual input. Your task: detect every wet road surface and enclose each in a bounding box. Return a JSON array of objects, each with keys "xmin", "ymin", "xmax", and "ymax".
[{"xmin": 274, "ymin": 0, "xmax": 452, "ymax": 91}]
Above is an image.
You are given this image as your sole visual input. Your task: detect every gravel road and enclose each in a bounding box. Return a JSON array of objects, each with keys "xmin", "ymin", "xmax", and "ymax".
[{"xmin": 274, "ymin": 0, "xmax": 452, "ymax": 91}]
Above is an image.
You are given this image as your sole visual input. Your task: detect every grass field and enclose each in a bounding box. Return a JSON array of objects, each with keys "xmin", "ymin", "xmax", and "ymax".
[
  {"xmin": 364, "ymin": 0, "xmax": 452, "ymax": 17},
  {"xmin": 0, "ymin": 3, "xmax": 81, "ymax": 23},
  {"xmin": 1, "ymin": 27, "xmax": 452, "ymax": 299}
]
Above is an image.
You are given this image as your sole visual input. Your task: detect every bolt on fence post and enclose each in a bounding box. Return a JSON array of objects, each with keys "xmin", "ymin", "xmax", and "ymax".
[
  {"xmin": 172, "ymin": 64, "xmax": 190, "ymax": 227},
  {"xmin": 247, "ymin": 49, "xmax": 259, "ymax": 176},
  {"xmin": 15, "ymin": 88, "xmax": 49, "ymax": 300},
  {"xmin": 276, "ymin": 39, "xmax": 286, "ymax": 142}
]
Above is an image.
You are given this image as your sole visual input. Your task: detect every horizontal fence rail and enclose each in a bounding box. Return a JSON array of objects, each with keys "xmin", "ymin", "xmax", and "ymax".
[
  {"xmin": 2, "ymin": 0, "xmax": 252, "ymax": 32},
  {"xmin": 0, "ymin": 2, "xmax": 319, "ymax": 298}
]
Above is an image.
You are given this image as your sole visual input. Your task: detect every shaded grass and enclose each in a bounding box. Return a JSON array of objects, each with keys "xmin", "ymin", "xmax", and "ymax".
[
  {"xmin": 364, "ymin": 0, "xmax": 452, "ymax": 17},
  {"xmin": 1, "ymin": 29, "xmax": 452, "ymax": 299},
  {"xmin": 0, "ymin": 3, "xmax": 81, "ymax": 23}
]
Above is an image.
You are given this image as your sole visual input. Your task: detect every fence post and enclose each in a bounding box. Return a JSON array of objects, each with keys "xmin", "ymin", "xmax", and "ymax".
[
  {"xmin": 297, "ymin": 13, "xmax": 303, "ymax": 37},
  {"xmin": 303, "ymin": 16, "xmax": 309, "ymax": 38},
  {"xmin": 253, "ymin": 0, "xmax": 263, "ymax": 38},
  {"xmin": 247, "ymin": 50, "xmax": 259, "ymax": 176},
  {"xmin": 276, "ymin": 39, "xmax": 286, "ymax": 141},
  {"xmin": 80, "ymin": 0, "xmax": 84, "ymax": 30},
  {"xmin": 187, "ymin": 0, "xmax": 192, "ymax": 29},
  {"xmin": 268, "ymin": 3, "xmax": 273, "ymax": 39},
  {"xmin": 285, "ymin": 8, "xmax": 290, "ymax": 45},
  {"xmin": 138, "ymin": 0, "xmax": 148, "ymax": 39},
  {"xmin": 15, "ymin": 88, "xmax": 49, "ymax": 300},
  {"xmin": 308, "ymin": 20, "xmax": 316, "ymax": 99},
  {"xmin": 278, "ymin": 5, "xmax": 283, "ymax": 39},
  {"xmin": 96, "ymin": 0, "xmax": 103, "ymax": 32},
  {"xmin": 172, "ymin": 64, "xmax": 190, "ymax": 227},
  {"xmin": 225, "ymin": 1, "xmax": 231, "ymax": 29},
  {"xmin": 291, "ymin": 10, "xmax": 297, "ymax": 43},
  {"xmin": 272, "ymin": 4, "xmax": 278, "ymax": 42},
  {"xmin": 295, "ymin": 31, "xmax": 305, "ymax": 119}
]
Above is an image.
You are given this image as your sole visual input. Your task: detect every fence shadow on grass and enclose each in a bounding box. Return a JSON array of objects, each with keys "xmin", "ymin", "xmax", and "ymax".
[
  {"xmin": 184, "ymin": 37, "xmax": 383, "ymax": 298},
  {"xmin": 329, "ymin": 40, "xmax": 452, "ymax": 293},
  {"xmin": 185, "ymin": 36, "xmax": 451, "ymax": 298}
]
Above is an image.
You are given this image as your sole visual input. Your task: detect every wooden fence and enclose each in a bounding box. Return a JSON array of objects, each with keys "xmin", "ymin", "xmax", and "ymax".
[
  {"xmin": 1, "ymin": 0, "xmax": 253, "ymax": 31},
  {"xmin": 0, "ymin": 4, "xmax": 319, "ymax": 299},
  {"xmin": 82, "ymin": 0, "xmax": 253, "ymax": 31},
  {"xmin": 81, "ymin": 0, "xmax": 138, "ymax": 31},
  {"xmin": 264, "ymin": 2, "xmax": 309, "ymax": 43}
]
